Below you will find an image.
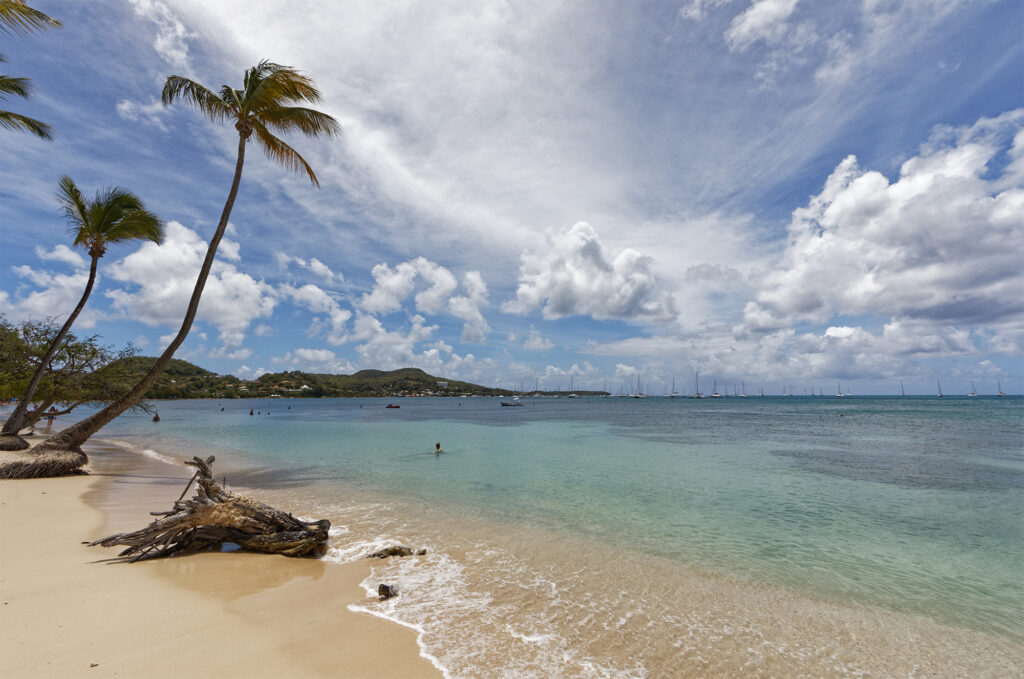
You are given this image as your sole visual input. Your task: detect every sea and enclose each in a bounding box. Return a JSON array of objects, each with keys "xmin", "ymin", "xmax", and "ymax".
[{"xmin": 76, "ymin": 395, "xmax": 1024, "ymax": 677}]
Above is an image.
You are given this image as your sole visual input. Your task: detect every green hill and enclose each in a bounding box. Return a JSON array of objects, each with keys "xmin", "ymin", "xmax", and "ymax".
[{"xmin": 115, "ymin": 359, "xmax": 517, "ymax": 399}]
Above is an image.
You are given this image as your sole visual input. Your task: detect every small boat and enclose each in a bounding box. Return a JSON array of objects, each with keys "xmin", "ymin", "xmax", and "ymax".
[
  {"xmin": 500, "ymin": 400, "xmax": 524, "ymax": 406},
  {"xmin": 937, "ymin": 381, "xmax": 943, "ymax": 398},
  {"xmin": 967, "ymin": 381, "xmax": 978, "ymax": 397},
  {"xmin": 386, "ymin": 404, "xmax": 400, "ymax": 409},
  {"xmin": 998, "ymin": 382, "xmax": 1006, "ymax": 397}
]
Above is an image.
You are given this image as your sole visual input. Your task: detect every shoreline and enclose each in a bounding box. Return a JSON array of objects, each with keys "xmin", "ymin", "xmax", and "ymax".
[{"xmin": 0, "ymin": 437, "xmax": 441, "ymax": 679}]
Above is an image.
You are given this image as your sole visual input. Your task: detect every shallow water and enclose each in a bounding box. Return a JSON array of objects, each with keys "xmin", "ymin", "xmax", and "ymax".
[{"xmin": 82, "ymin": 396, "xmax": 1023, "ymax": 676}]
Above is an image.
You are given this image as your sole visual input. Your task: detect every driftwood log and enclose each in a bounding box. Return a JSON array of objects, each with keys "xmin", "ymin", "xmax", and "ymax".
[{"xmin": 91, "ymin": 455, "xmax": 330, "ymax": 562}]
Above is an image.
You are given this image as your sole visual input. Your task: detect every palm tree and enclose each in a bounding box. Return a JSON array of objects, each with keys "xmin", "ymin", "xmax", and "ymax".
[
  {"xmin": 0, "ymin": 1, "xmax": 60, "ymax": 139},
  {"xmin": 1, "ymin": 177, "xmax": 163, "ymax": 445},
  {"xmin": 37, "ymin": 60, "xmax": 339, "ymax": 458}
]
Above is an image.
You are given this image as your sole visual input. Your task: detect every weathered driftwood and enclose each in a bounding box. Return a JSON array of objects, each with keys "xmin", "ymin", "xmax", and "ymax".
[{"xmin": 91, "ymin": 455, "xmax": 330, "ymax": 562}]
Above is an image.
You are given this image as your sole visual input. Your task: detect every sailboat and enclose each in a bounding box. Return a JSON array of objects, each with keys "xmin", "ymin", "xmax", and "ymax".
[
  {"xmin": 967, "ymin": 381, "xmax": 978, "ymax": 397},
  {"xmin": 740, "ymin": 381, "xmax": 748, "ymax": 398},
  {"xmin": 670, "ymin": 378, "xmax": 678, "ymax": 398},
  {"xmin": 900, "ymin": 381, "xmax": 905, "ymax": 397},
  {"xmin": 997, "ymin": 382, "xmax": 1007, "ymax": 397},
  {"xmin": 836, "ymin": 382, "xmax": 844, "ymax": 398},
  {"xmin": 937, "ymin": 380, "xmax": 943, "ymax": 398},
  {"xmin": 691, "ymin": 370, "xmax": 704, "ymax": 398},
  {"xmin": 711, "ymin": 379, "xmax": 722, "ymax": 398},
  {"xmin": 568, "ymin": 375, "xmax": 579, "ymax": 398}
]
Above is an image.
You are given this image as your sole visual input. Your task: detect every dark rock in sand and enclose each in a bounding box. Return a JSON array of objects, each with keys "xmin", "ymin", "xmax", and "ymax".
[
  {"xmin": 378, "ymin": 583, "xmax": 399, "ymax": 599},
  {"xmin": 416, "ymin": 548, "xmax": 427, "ymax": 556},
  {"xmin": 368, "ymin": 545, "xmax": 414, "ymax": 559}
]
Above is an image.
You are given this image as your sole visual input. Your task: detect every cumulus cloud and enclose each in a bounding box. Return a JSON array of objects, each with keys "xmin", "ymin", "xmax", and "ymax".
[
  {"xmin": 279, "ymin": 282, "xmax": 352, "ymax": 344},
  {"xmin": 739, "ymin": 110, "xmax": 1024, "ymax": 354},
  {"xmin": 523, "ymin": 326, "xmax": 554, "ymax": 351},
  {"xmin": 502, "ymin": 222, "xmax": 677, "ymax": 322},
  {"xmin": 104, "ymin": 221, "xmax": 276, "ymax": 343},
  {"xmin": 272, "ymin": 348, "xmax": 356, "ymax": 375},
  {"xmin": 360, "ymin": 258, "xmax": 490, "ymax": 342},
  {"xmin": 5, "ymin": 266, "xmax": 99, "ymax": 328},
  {"xmin": 35, "ymin": 245, "xmax": 87, "ymax": 269},
  {"xmin": 448, "ymin": 271, "xmax": 491, "ymax": 342},
  {"xmin": 276, "ymin": 252, "xmax": 342, "ymax": 283}
]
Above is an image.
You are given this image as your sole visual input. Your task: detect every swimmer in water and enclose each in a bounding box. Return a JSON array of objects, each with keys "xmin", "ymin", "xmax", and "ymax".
[{"xmin": 435, "ymin": 442, "xmax": 443, "ymax": 454}]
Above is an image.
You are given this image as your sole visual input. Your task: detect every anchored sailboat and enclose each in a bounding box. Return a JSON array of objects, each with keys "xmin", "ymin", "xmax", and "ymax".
[{"xmin": 967, "ymin": 381, "xmax": 978, "ymax": 397}]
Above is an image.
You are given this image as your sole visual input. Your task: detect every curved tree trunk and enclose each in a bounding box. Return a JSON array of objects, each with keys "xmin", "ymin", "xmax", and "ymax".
[
  {"xmin": 36, "ymin": 134, "xmax": 248, "ymax": 455},
  {"xmin": 1, "ymin": 255, "xmax": 99, "ymax": 445}
]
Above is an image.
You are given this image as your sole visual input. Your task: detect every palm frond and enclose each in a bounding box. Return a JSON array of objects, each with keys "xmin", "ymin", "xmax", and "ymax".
[
  {"xmin": 0, "ymin": 74, "xmax": 31, "ymax": 100},
  {"xmin": 162, "ymin": 76, "xmax": 231, "ymax": 122},
  {"xmin": 247, "ymin": 63, "xmax": 322, "ymax": 112},
  {"xmin": 0, "ymin": 1, "xmax": 61, "ymax": 35},
  {"xmin": 0, "ymin": 109, "xmax": 51, "ymax": 138},
  {"xmin": 103, "ymin": 209, "xmax": 164, "ymax": 245},
  {"xmin": 57, "ymin": 175, "xmax": 89, "ymax": 235},
  {"xmin": 258, "ymin": 106, "xmax": 340, "ymax": 138},
  {"xmin": 251, "ymin": 121, "xmax": 319, "ymax": 186}
]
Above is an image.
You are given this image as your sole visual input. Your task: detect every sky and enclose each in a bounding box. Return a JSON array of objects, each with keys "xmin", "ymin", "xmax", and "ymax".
[{"xmin": 1, "ymin": 0, "xmax": 1022, "ymax": 395}]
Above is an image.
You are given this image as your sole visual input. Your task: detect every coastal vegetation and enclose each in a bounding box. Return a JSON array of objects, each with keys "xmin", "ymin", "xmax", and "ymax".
[
  {"xmin": 0, "ymin": 178, "xmax": 163, "ymax": 448},
  {"xmin": 23, "ymin": 60, "xmax": 340, "ymax": 473},
  {"xmin": 0, "ymin": 317, "xmax": 144, "ymax": 429},
  {"xmin": 93, "ymin": 359, "xmax": 520, "ymax": 399}
]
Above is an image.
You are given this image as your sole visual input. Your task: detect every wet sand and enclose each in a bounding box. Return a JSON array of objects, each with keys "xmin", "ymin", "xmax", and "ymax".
[{"xmin": 0, "ymin": 439, "xmax": 440, "ymax": 678}]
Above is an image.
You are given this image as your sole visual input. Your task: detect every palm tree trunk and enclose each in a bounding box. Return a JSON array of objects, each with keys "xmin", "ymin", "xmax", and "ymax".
[
  {"xmin": 2, "ymin": 254, "xmax": 99, "ymax": 438},
  {"xmin": 39, "ymin": 134, "xmax": 249, "ymax": 452}
]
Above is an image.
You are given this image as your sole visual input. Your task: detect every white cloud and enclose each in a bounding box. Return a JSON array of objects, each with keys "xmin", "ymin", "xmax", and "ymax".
[
  {"xmin": 115, "ymin": 98, "xmax": 169, "ymax": 131},
  {"xmin": 350, "ymin": 313, "xmax": 439, "ymax": 369},
  {"xmin": 253, "ymin": 323, "xmax": 273, "ymax": 337},
  {"xmin": 279, "ymin": 282, "xmax": 352, "ymax": 345},
  {"xmin": 272, "ymin": 348, "xmax": 356, "ymax": 375},
  {"xmin": 679, "ymin": 0, "xmax": 731, "ymax": 21},
  {"xmin": 234, "ymin": 365, "xmax": 268, "ymax": 380},
  {"xmin": 104, "ymin": 221, "xmax": 277, "ymax": 339},
  {"xmin": 502, "ymin": 222, "xmax": 677, "ymax": 322},
  {"xmin": 724, "ymin": 0, "xmax": 801, "ymax": 52},
  {"xmin": 35, "ymin": 245, "xmax": 87, "ymax": 269},
  {"xmin": 523, "ymin": 326, "xmax": 554, "ymax": 351},
  {"xmin": 360, "ymin": 258, "xmax": 490, "ymax": 342},
  {"xmin": 5, "ymin": 266, "xmax": 98, "ymax": 328},
  {"xmin": 277, "ymin": 252, "xmax": 341, "ymax": 282},
  {"xmin": 739, "ymin": 110, "xmax": 1024, "ymax": 348},
  {"xmin": 127, "ymin": 0, "xmax": 192, "ymax": 69},
  {"xmin": 448, "ymin": 271, "xmax": 491, "ymax": 343}
]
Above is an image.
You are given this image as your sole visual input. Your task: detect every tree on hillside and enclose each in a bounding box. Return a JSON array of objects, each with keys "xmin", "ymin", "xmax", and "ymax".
[
  {"xmin": 28, "ymin": 60, "xmax": 339, "ymax": 470},
  {"xmin": 0, "ymin": 1, "xmax": 60, "ymax": 139},
  {"xmin": 0, "ymin": 317, "xmax": 144, "ymax": 431},
  {"xmin": 0, "ymin": 177, "xmax": 163, "ymax": 448}
]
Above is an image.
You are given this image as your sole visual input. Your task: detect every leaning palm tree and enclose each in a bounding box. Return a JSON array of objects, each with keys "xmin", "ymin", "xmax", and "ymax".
[
  {"xmin": 0, "ymin": 176, "xmax": 163, "ymax": 448},
  {"xmin": 29, "ymin": 60, "xmax": 339, "ymax": 470}
]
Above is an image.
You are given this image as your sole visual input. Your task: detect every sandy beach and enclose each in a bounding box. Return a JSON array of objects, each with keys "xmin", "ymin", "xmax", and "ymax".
[{"xmin": 0, "ymin": 438, "xmax": 440, "ymax": 679}]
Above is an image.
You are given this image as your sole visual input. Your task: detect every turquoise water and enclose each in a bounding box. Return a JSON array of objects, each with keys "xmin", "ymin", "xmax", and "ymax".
[{"xmin": 87, "ymin": 395, "xmax": 1023, "ymax": 675}]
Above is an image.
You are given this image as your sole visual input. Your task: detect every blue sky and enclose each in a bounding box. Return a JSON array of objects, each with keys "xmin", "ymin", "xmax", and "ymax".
[{"xmin": 2, "ymin": 0, "xmax": 1022, "ymax": 395}]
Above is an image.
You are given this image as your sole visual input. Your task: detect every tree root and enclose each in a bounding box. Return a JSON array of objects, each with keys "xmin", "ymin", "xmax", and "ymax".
[
  {"xmin": 91, "ymin": 455, "xmax": 330, "ymax": 561},
  {"xmin": 0, "ymin": 446, "xmax": 87, "ymax": 478},
  {"xmin": 0, "ymin": 435, "xmax": 31, "ymax": 452}
]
